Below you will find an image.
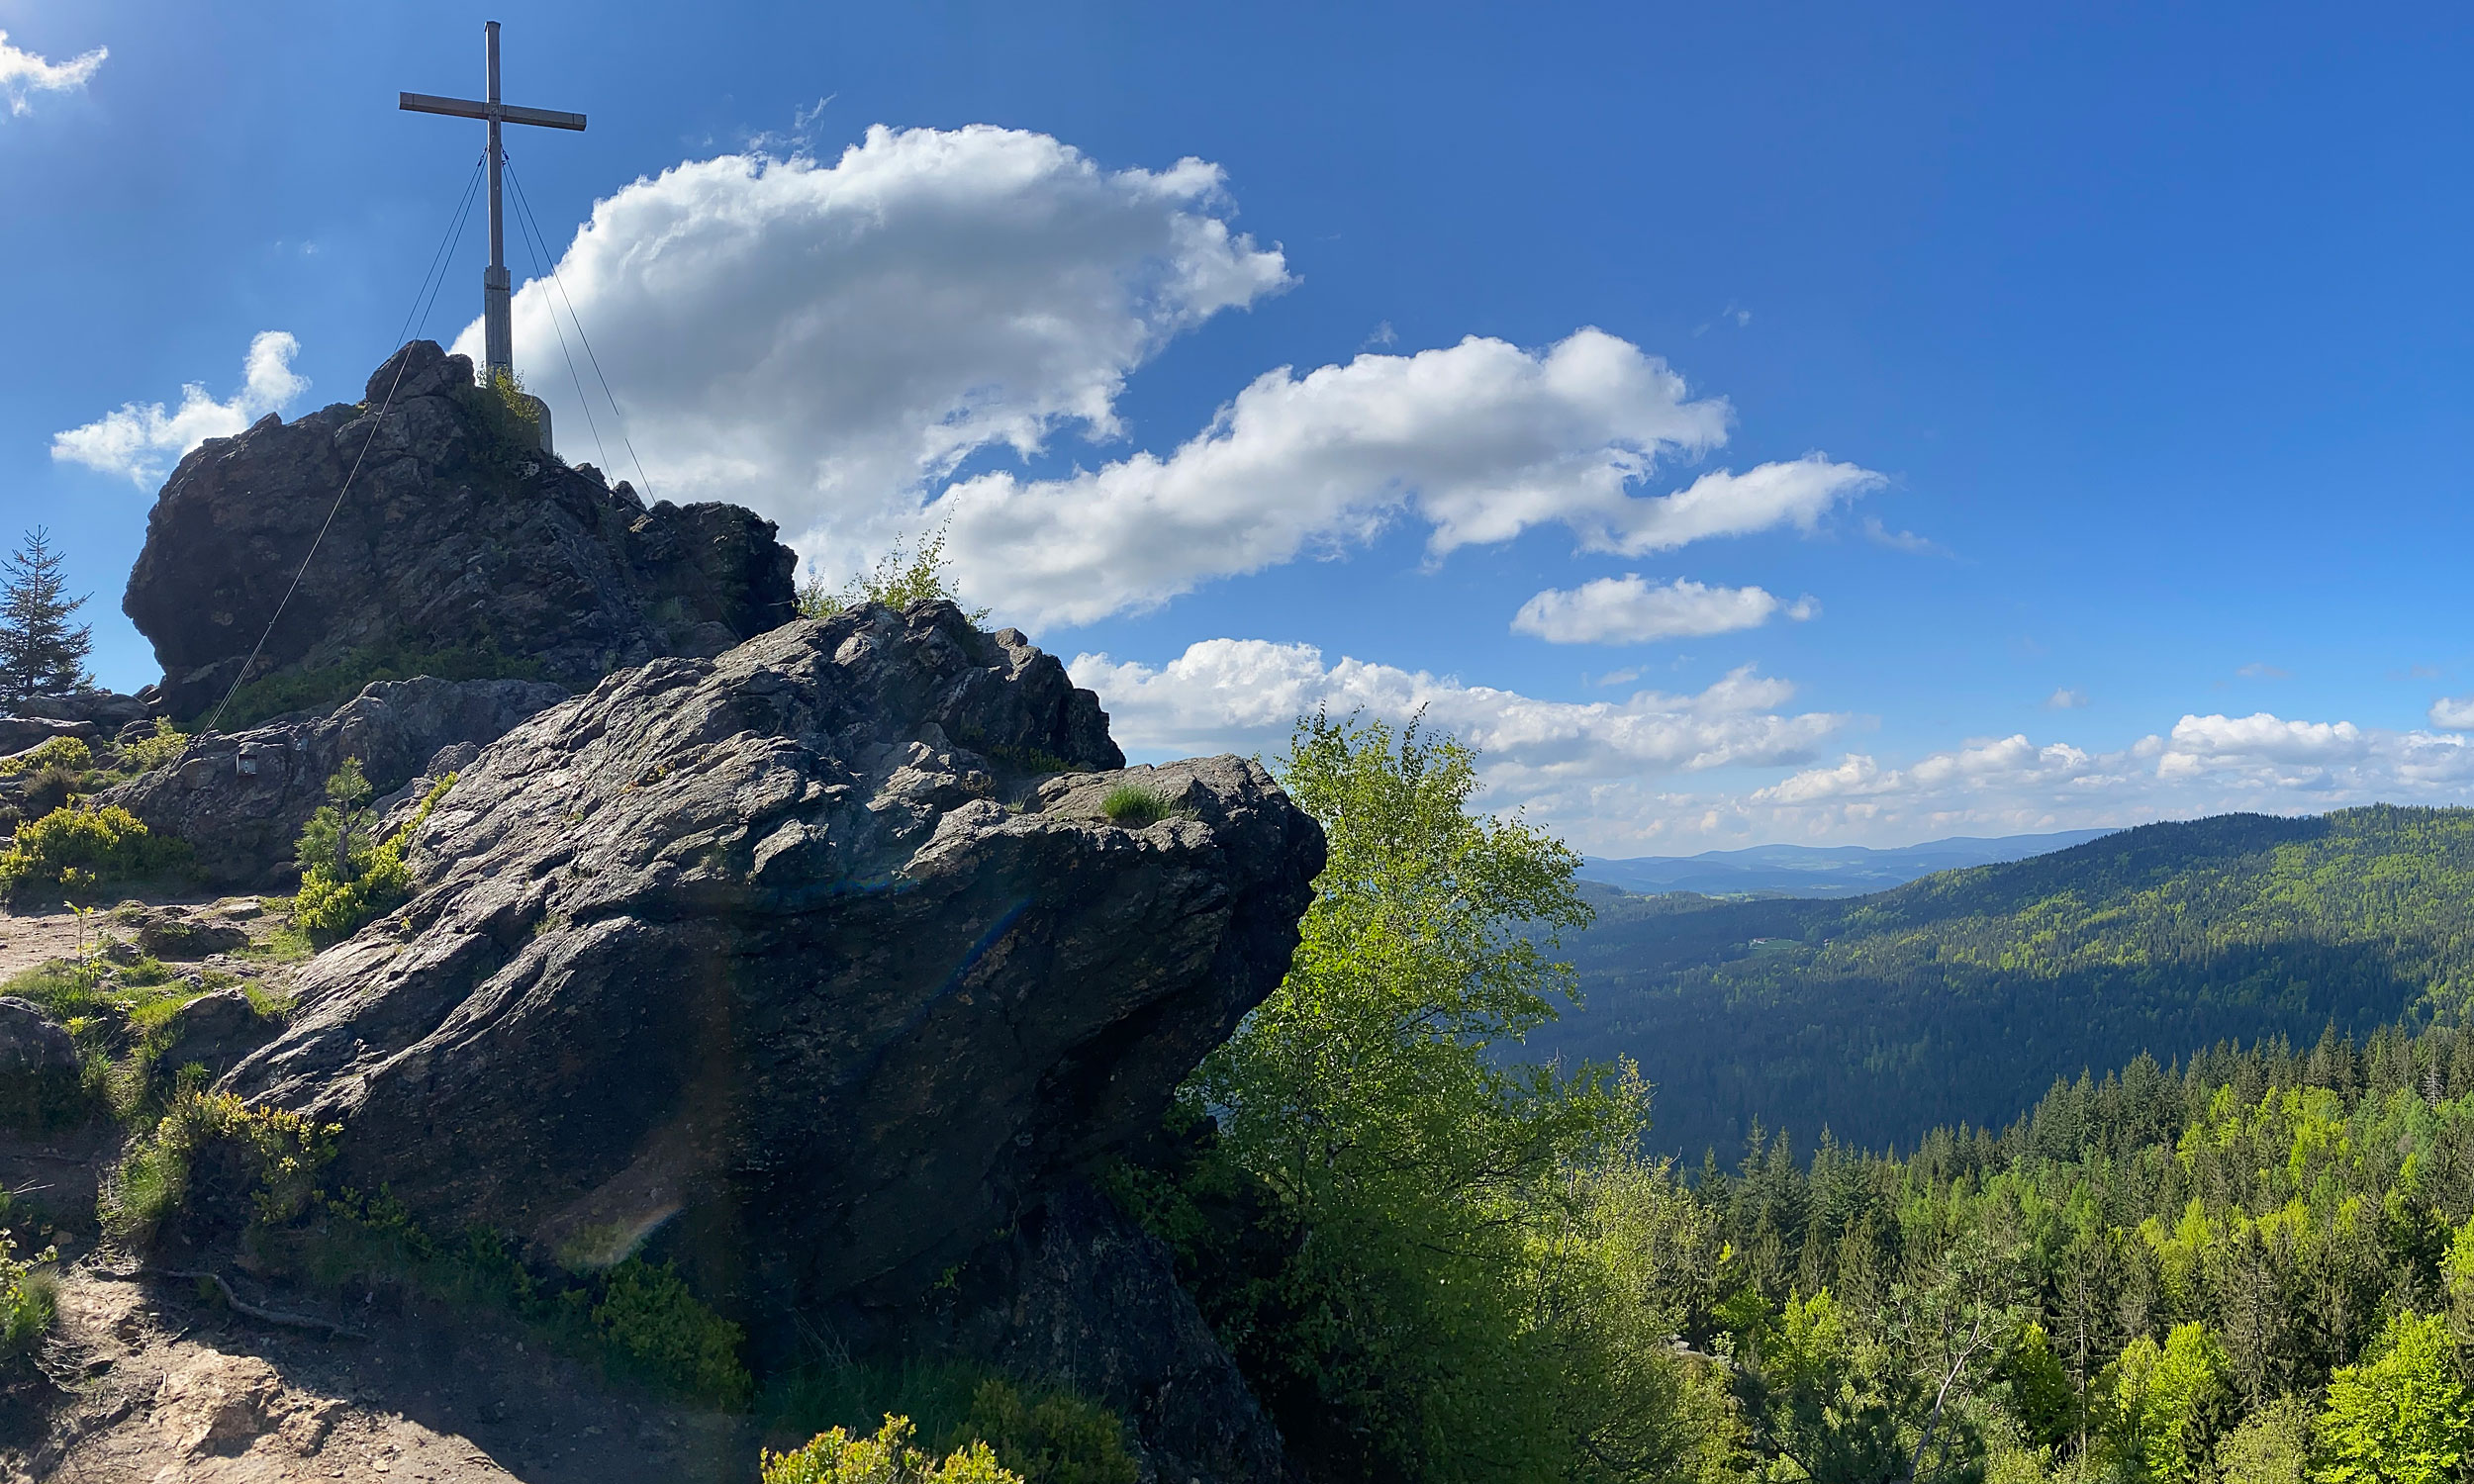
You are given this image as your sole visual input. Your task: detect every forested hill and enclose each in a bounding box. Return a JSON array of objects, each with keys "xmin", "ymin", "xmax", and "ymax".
[{"xmin": 1529, "ymin": 805, "xmax": 2474, "ymax": 1159}]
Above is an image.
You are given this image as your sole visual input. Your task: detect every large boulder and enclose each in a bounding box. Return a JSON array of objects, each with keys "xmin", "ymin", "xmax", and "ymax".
[
  {"xmin": 930, "ymin": 1180, "xmax": 1297, "ymax": 1484},
  {"xmin": 95, "ymin": 675, "xmax": 570, "ymax": 887},
  {"xmin": 124, "ymin": 340, "xmax": 800, "ymax": 722},
  {"xmin": 221, "ymin": 603, "xmax": 1325, "ymax": 1364}
]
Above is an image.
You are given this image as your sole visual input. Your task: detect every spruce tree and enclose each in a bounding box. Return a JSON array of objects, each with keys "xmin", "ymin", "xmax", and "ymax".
[{"xmin": 0, "ymin": 527, "xmax": 93, "ymax": 699}]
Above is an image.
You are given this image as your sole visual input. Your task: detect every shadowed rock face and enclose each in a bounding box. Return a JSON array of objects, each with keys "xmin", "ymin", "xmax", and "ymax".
[
  {"xmin": 124, "ymin": 340, "xmax": 799, "ymax": 721},
  {"xmin": 95, "ymin": 676, "xmax": 570, "ymax": 888},
  {"xmin": 222, "ymin": 603, "xmax": 1325, "ymax": 1356}
]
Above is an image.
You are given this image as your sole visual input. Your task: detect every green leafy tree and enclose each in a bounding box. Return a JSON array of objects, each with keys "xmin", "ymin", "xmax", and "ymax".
[
  {"xmin": 1144, "ymin": 709, "xmax": 1655, "ymax": 1480},
  {"xmin": 2112, "ymin": 1323, "xmax": 2236, "ymax": 1484},
  {"xmin": 2313, "ymin": 1312, "xmax": 2469, "ymax": 1484},
  {"xmin": 0, "ymin": 527, "xmax": 92, "ymax": 699}
]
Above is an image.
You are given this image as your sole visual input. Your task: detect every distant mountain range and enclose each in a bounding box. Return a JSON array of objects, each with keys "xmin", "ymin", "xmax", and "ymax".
[
  {"xmin": 1579, "ymin": 828, "xmax": 2118, "ymax": 897},
  {"xmin": 1539, "ymin": 807, "xmax": 2474, "ymax": 1159}
]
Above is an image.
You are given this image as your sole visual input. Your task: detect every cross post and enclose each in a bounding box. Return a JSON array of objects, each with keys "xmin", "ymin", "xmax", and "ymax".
[{"xmin": 401, "ymin": 21, "xmax": 586, "ymax": 390}]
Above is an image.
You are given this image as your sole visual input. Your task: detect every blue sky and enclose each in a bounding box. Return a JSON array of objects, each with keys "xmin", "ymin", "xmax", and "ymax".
[{"xmin": 7, "ymin": 0, "xmax": 2472, "ymax": 850}]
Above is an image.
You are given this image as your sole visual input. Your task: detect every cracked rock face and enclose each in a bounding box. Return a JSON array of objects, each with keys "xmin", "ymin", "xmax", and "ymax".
[
  {"xmin": 96, "ymin": 676, "xmax": 571, "ymax": 888},
  {"xmin": 222, "ymin": 603, "xmax": 1324, "ymax": 1351},
  {"xmin": 123, "ymin": 339, "xmax": 800, "ymax": 721}
]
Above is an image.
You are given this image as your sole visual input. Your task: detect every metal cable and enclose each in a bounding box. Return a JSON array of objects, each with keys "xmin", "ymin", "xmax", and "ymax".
[
  {"xmin": 504, "ymin": 158, "xmax": 658, "ymax": 501},
  {"xmin": 199, "ymin": 156, "xmax": 487, "ymax": 736}
]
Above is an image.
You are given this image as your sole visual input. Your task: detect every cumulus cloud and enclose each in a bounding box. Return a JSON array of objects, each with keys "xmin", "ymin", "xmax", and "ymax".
[
  {"xmin": 934, "ymin": 336, "xmax": 1876, "ymax": 626},
  {"xmin": 1511, "ymin": 574, "xmax": 1817, "ymax": 645},
  {"xmin": 476, "ymin": 126, "xmax": 1880, "ymax": 629},
  {"xmin": 1709, "ymin": 710, "xmax": 2474, "ymax": 850},
  {"xmin": 0, "ymin": 31, "xmax": 105, "ymax": 115},
  {"xmin": 2432, "ymin": 696, "xmax": 2474, "ymax": 729},
  {"xmin": 460, "ymin": 125, "xmax": 1287, "ymax": 560},
  {"xmin": 1073, "ymin": 639, "xmax": 1846, "ymax": 794},
  {"xmin": 51, "ymin": 332, "xmax": 308, "ymax": 487}
]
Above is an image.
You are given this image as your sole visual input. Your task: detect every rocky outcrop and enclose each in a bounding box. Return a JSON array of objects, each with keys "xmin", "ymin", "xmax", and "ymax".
[
  {"xmin": 932, "ymin": 1180, "xmax": 1295, "ymax": 1484},
  {"xmin": 96, "ymin": 675, "xmax": 569, "ymax": 887},
  {"xmin": 221, "ymin": 603, "xmax": 1325, "ymax": 1373},
  {"xmin": 0, "ymin": 998, "xmax": 75, "ymax": 1077},
  {"xmin": 124, "ymin": 340, "xmax": 800, "ymax": 721}
]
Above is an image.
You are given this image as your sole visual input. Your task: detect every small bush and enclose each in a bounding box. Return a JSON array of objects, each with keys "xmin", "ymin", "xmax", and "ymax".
[
  {"xmin": 592, "ymin": 1258, "xmax": 754, "ymax": 1409},
  {"xmin": 804, "ymin": 524, "xmax": 990, "ymax": 622},
  {"xmin": 763, "ymin": 1416, "xmax": 1022, "ymax": 1484},
  {"xmin": 762, "ymin": 1363, "xmax": 1137, "ymax": 1484},
  {"xmin": 115, "ymin": 719, "xmax": 189, "ymax": 775},
  {"xmin": 292, "ymin": 769, "xmax": 452, "ymax": 942},
  {"xmin": 956, "ymin": 1379, "xmax": 1138, "ymax": 1484},
  {"xmin": 15, "ymin": 766, "xmax": 80, "ymax": 817},
  {"xmin": 0, "ymin": 735, "xmax": 89, "ymax": 776},
  {"xmin": 0, "ymin": 804, "xmax": 190, "ymax": 899},
  {"xmin": 100, "ymin": 1088, "xmax": 339, "ymax": 1250},
  {"xmin": 1098, "ymin": 785, "xmax": 1176, "ymax": 829},
  {"xmin": 0, "ymin": 1229, "xmax": 57, "ymax": 1358}
]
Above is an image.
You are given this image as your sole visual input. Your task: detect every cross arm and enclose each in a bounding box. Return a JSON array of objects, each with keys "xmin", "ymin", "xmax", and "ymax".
[{"xmin": 399, "ymin": 92, "xmax": 587, "ymax": 131}]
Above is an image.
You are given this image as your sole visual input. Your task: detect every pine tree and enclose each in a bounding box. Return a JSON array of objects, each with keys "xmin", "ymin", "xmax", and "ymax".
[{"xmin": 0, "ymin": 528, "xmax": 91, "ymax": 699}]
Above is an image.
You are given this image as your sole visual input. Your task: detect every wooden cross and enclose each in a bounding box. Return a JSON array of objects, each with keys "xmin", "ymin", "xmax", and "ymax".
[{"xmin": 400, "ymin": 21, "xmax": 586, "ymax": 388}]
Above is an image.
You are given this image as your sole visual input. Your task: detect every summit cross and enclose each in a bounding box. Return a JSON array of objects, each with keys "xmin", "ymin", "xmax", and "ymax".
[{"xmin": 400, "ymin": 20, "xmax": 586, "ymax": 388}]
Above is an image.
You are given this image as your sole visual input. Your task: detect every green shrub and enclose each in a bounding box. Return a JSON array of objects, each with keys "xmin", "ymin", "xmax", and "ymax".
[
  {"xmin": 115, "ymin": 719, "xmax": 189, "ymax": 775},
  {"xmin": 763, "ymin": 1362, "xmax": 1136, "ymax": 1484},
  {"xmin": 955, "ymin": 1380, "xmax": 1137, "ymax": 1484},
  {"xmin": 0, "ymin": 735, "xmax": 89, "ymax": 776},
  {"xmin": 763, "ymin": 1416, "xmax": 1021, "ymax": 1484},
  {"xmin": 803, "ymin": 524, "xmax": 990, "ymax": 622},
  {"xmin": 292, "ymin": 769, "xmax": 452, "ymax": 942},
  {"xmin": 0, "ymin": 804, "xmax": 190, "ymax": 899},
  {"xmin": 1098, "ymin": 784, "xmax": 1177, "ymax": 829},
  {"xmin": 0, "ymin": 1229, "xmax": 57, "ymax": 1358},
  {"xmin": 100, "ymin": 1088, "xmax": 339, "ymax": 1249},
  {"xmin": 592, "ymin": 1258, "xmax": 754, "ymax": 1409}
]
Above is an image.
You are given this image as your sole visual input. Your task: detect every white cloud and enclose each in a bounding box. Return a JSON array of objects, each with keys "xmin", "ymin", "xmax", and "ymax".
[
  {"xmin": 1862, "ymin": 515, "xmax": 1946, "ymax": 556},
  {"xmin": 934, "ymin": 334, "xmax": 1877, "ymax": 626},
  {"xmin": 0, "ymin": 31, "xmax": 105, "ymax": 116},
  {"xmin": 51, "ymin": 331, "xmax": 308, "ymax": 487},
  {"xmin": 477, "ymin": 126, "xmax": 1879, "ymax": 630},
  {"xmin": 2432, "ymin": 696, "xmax": 2474, "ymax": 729},
  {"xmin": 1073, "ymin": 632, "xmax": 2474, "ymax": 852},
  {"xmin": 2045, "ymin": 687, "xmax": 2089, "ymax": 709},
  {"xmin": 461, "ymin": 124, "xmax": 1287, "ymax": 562},
  {"xmin": 1712, "ymin": 710, "xmax": 2474, "ymax": 850},
  {"xmin": 1511, "ymin": 574, "xmax": 1817, "ymax": 645},
  {"xmin": 1073, "ymin": 640, "xmax": 1846, "ymax": 795}
]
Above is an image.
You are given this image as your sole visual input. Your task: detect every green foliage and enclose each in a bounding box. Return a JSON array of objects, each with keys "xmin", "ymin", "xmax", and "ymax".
[
  {"xmin": 0, "ymin": 1228, "xmax": 57, "ymax": 1359},
  {"xmin": 1097, "ymin": 784, "xmax": 1176, "ymax": 828},
  {"xmin": 761, "ymin": 1362, "xmax": 1138, "ymax": 1484},
  {"xmin": 950, "ymin": 1379, "xmax": 1137, "ymax": 1484},
  {"xmin": 762, "ymin": 1416, "xmax": 1021, "ymax": 1484},
  {"xmin": 0, "ymin": 734, "xmax": 89, "ymax": 776},
  {"xmin": 264, "ymin": 1187, "xmax": 753, "ymax": 1411},
  {"xmin": 114, "ymin": 718, "xmax": 189, "ymax": 775},
  {"xmin": 591, "ymin": 1258, "xmax": 755, "ymax": 1409},
  {"xmin": 1549, "ymin": 806, "xmax": 2474, "ymax": 1157},
  {"xmin": 0, "ymin": 803, "xmax": 189, "ymax": 899},
  {"xmin": 802, "ymin": 525, "xmax": 990, "ymax": 622},
  {"xmin": 2110, "ymin": 1322, "xmax": 2234, "ymax": 1484},
  {"xmin": 292, "ymin": 768, "xmax": 451, "ymax": 941},
  {"xmin": 2313, "ymin": 1312, "xmax": 2468, "ymax": 1484},
  {"xmin": 0, "ymin": 526, "xmax": 93, "ymax": 699},
  {"xmin": 2223, "ymin": 1396, "xmax": 2319, "ymax": 1484},
  {"xmin": 210, "ymin": 638, "xmax": 544, "ymax": 730},
  {"xmin": 1119, "ymin": 709, "xmax": 1736, "ymax": 1483},
  {"xmin": 99, "ymin": 1087, "xmax": 339, "ymax": 1249}
]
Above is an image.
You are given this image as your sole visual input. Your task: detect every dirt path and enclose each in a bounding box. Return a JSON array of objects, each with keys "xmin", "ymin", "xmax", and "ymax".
[{"xmin": 11, "ymin": 1261, "xmax": 753, "ymax": 1482}]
